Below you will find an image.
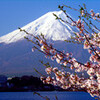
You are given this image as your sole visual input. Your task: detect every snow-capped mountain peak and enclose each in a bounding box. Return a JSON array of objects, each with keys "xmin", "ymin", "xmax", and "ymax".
[{"xmin": 0, "ymin": 11, "xmax": 74, "ymax": 44}]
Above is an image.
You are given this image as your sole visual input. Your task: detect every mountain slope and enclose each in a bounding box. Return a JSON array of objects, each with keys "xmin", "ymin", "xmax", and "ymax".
[
  {"xmin": 0, "ymin": 40, "xmax": 89, "ymax": 77},
  {"xmin": 0, "ymin": 11, "xmax": 74, "ymax": 44}
]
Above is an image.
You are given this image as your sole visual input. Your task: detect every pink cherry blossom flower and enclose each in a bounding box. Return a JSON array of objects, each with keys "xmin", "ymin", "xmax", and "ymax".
[{"xmin": 45, "ymin": 67, "xmax": 52, "ymax": 74}]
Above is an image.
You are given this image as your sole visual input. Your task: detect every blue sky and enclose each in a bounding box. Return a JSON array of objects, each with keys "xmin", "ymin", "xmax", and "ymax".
[{"xmin": 0, "ymin": 0, "xmax": 100, "ymax": 37}]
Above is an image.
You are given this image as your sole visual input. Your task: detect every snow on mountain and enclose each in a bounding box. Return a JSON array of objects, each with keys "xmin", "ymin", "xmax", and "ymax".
[{"xmin": 0, "ymin": 11, "xmax": 74, "ymax": 44}]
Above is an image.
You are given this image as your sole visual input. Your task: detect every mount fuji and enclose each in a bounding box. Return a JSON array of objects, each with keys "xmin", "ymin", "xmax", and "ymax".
[
  {"xmin": 0, "ymin": 11, "xmax": 89, "ymax": 77},
  {"xmin": 0, "ymin": 11, "xmax": 73, "ymax": 44}
]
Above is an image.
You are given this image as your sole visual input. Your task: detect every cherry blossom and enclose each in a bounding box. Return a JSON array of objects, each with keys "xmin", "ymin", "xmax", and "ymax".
[{"xmin": 19, "ymin": 4, "xmax": 100, "ymax": 99}]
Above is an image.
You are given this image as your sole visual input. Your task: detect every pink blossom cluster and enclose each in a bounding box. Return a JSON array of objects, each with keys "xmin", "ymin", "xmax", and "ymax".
[
  {"xmin": 79, "ymin": 8, "xmax": 100, "ymax": 21},
  {"xmin": 34, "ymin": 31, "xmax": 100, "ymax": 98},
  {"xmin": 38, "ymin": 12, "xmax": 100, "ymax": 98},
  {"xmin": 20, "ymin": 5, "xmax": 100, "ymax": 99},
  {"xmin": 41, "ymin": 66, "xmax": 100, "ymax": 97},
  {"xmin": 90, "ymin": 9, "xmax": 100, "ymax": 20}
]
